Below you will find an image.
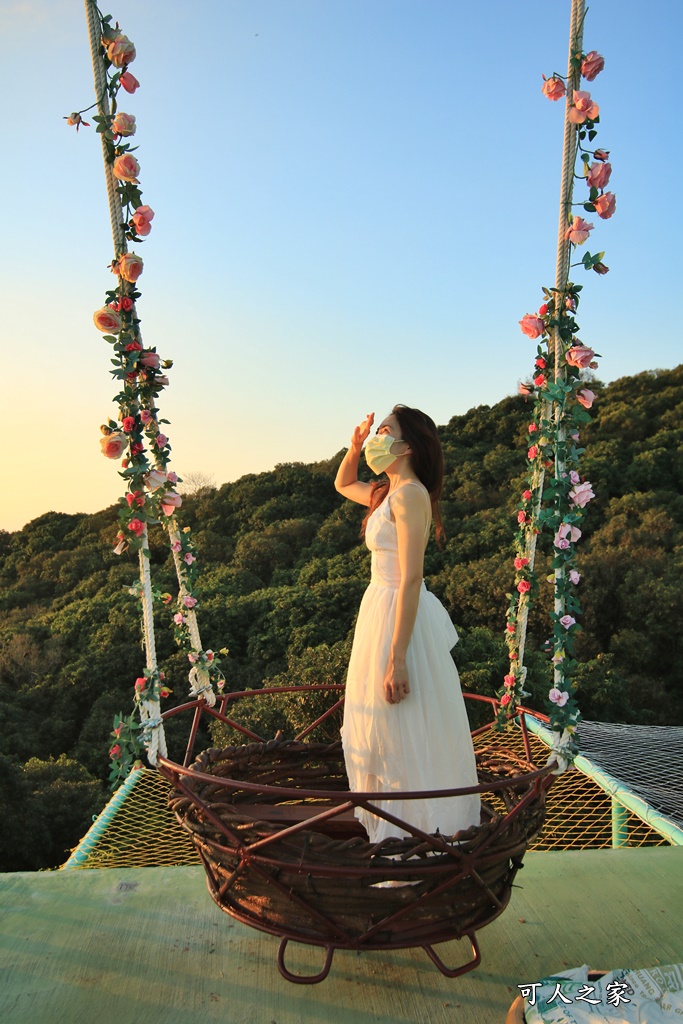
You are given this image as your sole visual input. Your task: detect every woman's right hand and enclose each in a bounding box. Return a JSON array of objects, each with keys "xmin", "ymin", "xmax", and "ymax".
[{"xmin": 351, "ymin": 412, "xmax": 374, "ymax": 449}]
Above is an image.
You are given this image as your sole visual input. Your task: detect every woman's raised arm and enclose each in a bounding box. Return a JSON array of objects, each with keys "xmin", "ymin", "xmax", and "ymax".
[{"xmin": 334, "ymin": 413, "xmax": 375, "ymax": 506}]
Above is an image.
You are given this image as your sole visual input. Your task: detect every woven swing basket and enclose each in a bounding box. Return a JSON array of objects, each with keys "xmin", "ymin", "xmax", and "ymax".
[{"xmin": 166, "ymin": 730, "xmax": 549, "ymax": 980}]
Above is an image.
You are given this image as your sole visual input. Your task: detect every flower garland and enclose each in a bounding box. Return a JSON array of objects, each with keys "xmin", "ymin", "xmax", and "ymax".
[
  {"xmin": 68, "ymin": 3, "xmax": 226, "ymax": 786},
  {"xmin": 496, "ymin": 42, "xmax": 613, "ymax": 767}
]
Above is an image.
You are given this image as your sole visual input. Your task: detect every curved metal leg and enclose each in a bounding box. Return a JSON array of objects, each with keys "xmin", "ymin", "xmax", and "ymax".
[
  {"xmin": 421, "ymin": 932, "xmax": 481, "ymax": 978},
  {"xmin": 276, "ymin": 938, "xmax": 335, "ymax": 985}
]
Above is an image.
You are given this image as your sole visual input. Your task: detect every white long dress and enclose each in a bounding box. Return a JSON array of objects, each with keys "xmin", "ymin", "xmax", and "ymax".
[{"xmin": 341, "ymin": 480, "xmax": 481, "ymax": 843}]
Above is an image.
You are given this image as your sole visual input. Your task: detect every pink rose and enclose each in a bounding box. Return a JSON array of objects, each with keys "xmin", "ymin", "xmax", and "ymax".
[
  {"xmin": 565, "ymin": 344, "xmax": 595, "ymax": 368},
  {"xmin": 500, "ymin": 693, "xmax": 513, "ymax": 707},
  {"xmin": 188, "ymin": 652, "xmax": 198, "ymax": 664},
  {"xmin": 109, "ymin": 744, "xmax": 121, "ymax": 759},
  {"xmin": 557, "ymin": 522, "xmax": 582, "ymax": 544},
  {"xmin": 517, "ymin": 511, "xmax": 527, "ymax": 524},
  {"xmin": 504, "ymin": 674, "xmax": 516, "ymax": 687},
  {"xmin": 166, "ymin": 471, "xmax": 178, "ymax": 483},
  {"xmin": 581, "ymin": 50, "xmax": 605, "ymax": 82},
  {"xmin": 577, "ymin": 388, "xmax": 595, "ymax": 409},
  {"xmin": 527, "ymin": 445, "xmax": 538, "ymax": 460},
  {"xmin": 173, "ymin": 613, "xmax": 185, "ymax": 625},
  {"xmin": 140, "ymin": 351, "xmax": 161, "ymax": 369},
  {"xmin": 145, "ymin": 468, "xmax": 167, "ymax": 490},
  {"xmin": 538, "ymin": 303, "xmax": 549, "ymax": 316},
  {"xmin": 113, "ymin": 153, "xmax": 140, "ymax": 184},
  {"xmin": 156, "ymin": 433, "xmax": 168, "ymax": 448},
  {"xmin": 93, "ymin": 306, "xmax": 123, "ymax": 333},
  {"xmin": 514, "ymin": 556, "xmax": 529, "ymax": 569},
  {"xmin": 569, "ymin": 570, "xmax": 581, "ymax": 585},
  {"xmin": 160, "ymin": 491, "xmax": 182, "ymax": 516},
  {"xmin": 107, "ymin": 33, "xmax": 136, "ymax": 67},
  {"xmin": 140, "ymin": 409, "xmax": 154, "ymax": 425},
  {"xmin": 100, "ymin": 432, "xmax": 126, "ymax": 459},
  {"xmin": 535, "ymin": 357, "xmax": 546, "ymax": 369},
  {"xmin": 565, "ymin": 215, "xmax": 593, "ymax": 246},
  {"xmin": 517, "ymin": 580, "xmax": 531, "ymax": 594},
  {"xmin": 568, "ymin": 90, "xmax": 600, "ymax": 124},
  {"xmin": 506, "ymin": 624, "xmax": 515, "ymax": 633},
  {"xmin": 183, "ymin": 595, "xmax": 198, "ymax": 609},
  {"xmin": 533, "ymin": 374, "xmax": 545, "ymax": 387},
  {"xmin": 555, "ymin": 538, "xmax": 570, "ymax": 550},
  {"xmin": 154, "ymin": 375, "xmax": 170, "ymax": 387},
  {"xmin": 559, "ymin": 614, "xmax": 576, "ymax": 629},
  {"xmin": 569, "ymin": 470, "xmax": 581, "ymax": 484},
  {"xmin": 548, "ymin": 688, "xmax": 569, "ymax": 707},
  {"xmin": 120, "ymin": 297, "xmax": 134, "ymax": 312},
  {"xmin": 519, "ymin": 313, "xmax": 545, "ymax": 339},
  {"xmin": 522, "ymin": 491, "xmax": 532, "ymax": 503},
  {"xmin": 119, "ymin": 71, "xmax": 140, "ymax": 94},
  {"xmin": 126, "ymin": 490, "xmax": 144, "ymax": 508},
  {"xmin": 594, "ymin": 192, "xmax": 616, "ymax": 219},
  {"xmin": 134, "ymin": 677, "xmax": 146, "ymax": 692},
  {"xmin": 184, "ymin": 552, "xmax": 196, "ymax": 564},
  {"xmin": 112, "ymin": 112, "xmax": 136, "ymax": 137},
  {"xmin": 122, "ymin": 416, "xmax": 136, "ymax": 433},
  {"xmin": 541, "ymin": 75, "xmax": 566, "ymax": 101},
  {"xmin": 569, "ymin": 480, "xmax": 595, "ymax": 508},
  {"xmin": 518, "ymin": 382, "xmax": 534, "ymax": 396},
  {"xmin": 566, "ymin": 296, "xmax": 576, "ymax": 310},
  {"xmin": 171, "ymin": 540, "xmax": 182, "ymax": 553},
  {"xmin": 586, "ymin": 161, "xmax": 612, "ymax": 190},
  {"xmin": 118, "ymin": 252, "xmax": 144, "ymax": 283},
  {"xmin": 128, "ymin": 518, "xmax": 145, "ymax": 537},
  {"xmin": 132, "ymin": 205, "xmax": 155, "ymax": 236}
]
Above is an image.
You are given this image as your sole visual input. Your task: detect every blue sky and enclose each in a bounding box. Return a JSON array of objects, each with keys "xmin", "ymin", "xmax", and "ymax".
[{"xmin": 1, "ymin": 0, "xmax": 681, "ymax": 531}]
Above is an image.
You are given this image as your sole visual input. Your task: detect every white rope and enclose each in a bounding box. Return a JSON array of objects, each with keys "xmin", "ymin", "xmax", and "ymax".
[
  {"xmin": 516, "ymin": 0, "xmax": 585, "ymax": 695},
  {"xmin": 85, "ymin": 0, "xmax": 168, "ymax": 760},
  {"xmin": 84, "ymin": 0, "xmax": 126, "ymax": 258},
  {"xmin": 168, "ymin": 522, "xmax": 216, "ymax": 706}
]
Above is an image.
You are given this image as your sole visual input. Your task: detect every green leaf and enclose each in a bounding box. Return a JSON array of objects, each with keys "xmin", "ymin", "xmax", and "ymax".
[{"xmin": 583, "ymin": 202, "xmax": 596, "ymax": 212}]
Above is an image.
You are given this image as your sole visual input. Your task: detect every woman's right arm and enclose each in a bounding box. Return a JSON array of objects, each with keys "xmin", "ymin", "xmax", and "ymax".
[{"xmin": 334, "ymin": 413, "xmax": 375, "ymax": 506}]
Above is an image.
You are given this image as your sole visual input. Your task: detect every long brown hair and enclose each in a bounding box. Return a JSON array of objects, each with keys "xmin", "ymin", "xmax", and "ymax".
[{"xmin": 361, "ymin": 404, "xmax": 446, "ymax": 548}]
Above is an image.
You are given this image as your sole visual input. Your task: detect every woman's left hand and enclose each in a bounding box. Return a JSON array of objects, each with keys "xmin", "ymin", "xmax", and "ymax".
[{"xmin": 384, "ymin": 658, "xmax": 410, "ymax": 704}]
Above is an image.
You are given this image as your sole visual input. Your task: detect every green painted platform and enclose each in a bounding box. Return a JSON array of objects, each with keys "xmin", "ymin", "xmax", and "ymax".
[{"xmin": 1, "ymin": 848, "xmax": 682, "ymax": 1024}]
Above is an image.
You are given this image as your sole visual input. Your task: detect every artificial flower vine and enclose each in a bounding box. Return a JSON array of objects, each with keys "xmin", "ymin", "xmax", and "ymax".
[
  {"xmin": 68, "ymin": 3, "xmax": 226, "ymax": 786},
  {"xmin": 496, "ymin": 37, "xmax": 613, "ymax": 764}
]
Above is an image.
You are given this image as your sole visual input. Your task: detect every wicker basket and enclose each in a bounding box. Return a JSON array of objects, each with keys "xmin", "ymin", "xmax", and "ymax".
[{"xmin": 166, "ymin": 735, "xmax": 547, "ymax": 981}]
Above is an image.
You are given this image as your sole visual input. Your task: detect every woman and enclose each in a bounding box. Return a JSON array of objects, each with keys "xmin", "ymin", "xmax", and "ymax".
[{"xmin": 335, "ymin": 405, "xmax": 480, "ymax": 843}]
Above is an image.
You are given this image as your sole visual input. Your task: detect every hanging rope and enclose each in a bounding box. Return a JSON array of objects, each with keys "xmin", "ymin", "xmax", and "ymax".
[
  {"xmin": 515, "ymin": 0, "xmax": 586, "ymax": 681},
  {"xmin": 84, "ymin": 0, "xmax": 219, "ymax": 770}
]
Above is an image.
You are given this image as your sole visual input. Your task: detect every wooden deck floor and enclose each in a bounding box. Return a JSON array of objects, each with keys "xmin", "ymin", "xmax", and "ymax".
[{"xmin": 1, "ymin": 848, "xmax": 682, "ymax": 1024}]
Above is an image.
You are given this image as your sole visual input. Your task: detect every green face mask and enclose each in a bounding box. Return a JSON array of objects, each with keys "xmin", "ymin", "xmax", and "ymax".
[{"xmin": 364, "ymin": 434, "xmax": 408, "ymax": 475}]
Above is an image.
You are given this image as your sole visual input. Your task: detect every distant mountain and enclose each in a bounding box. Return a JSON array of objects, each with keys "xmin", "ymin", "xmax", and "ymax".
[{"xmin": 1, "ymin": 364, "xmax": 681, "ymax": 869}]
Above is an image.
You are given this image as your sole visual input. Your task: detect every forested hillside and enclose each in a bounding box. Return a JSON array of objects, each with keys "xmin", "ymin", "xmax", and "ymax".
[{"xmin": 1, "ymin": 365, "xmax": 681, "ymax": 870}]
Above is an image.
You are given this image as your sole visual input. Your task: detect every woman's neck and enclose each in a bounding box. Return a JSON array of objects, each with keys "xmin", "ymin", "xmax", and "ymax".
[{"xmin": 386, "ymin": 461, "xmax": 419, "ymax": 492}]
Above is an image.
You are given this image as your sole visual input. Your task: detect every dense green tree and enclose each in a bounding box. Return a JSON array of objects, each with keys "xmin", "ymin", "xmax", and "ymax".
[{"xmin": 0, "ymin": 364, "xmax": 681, "ymax": 870}]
